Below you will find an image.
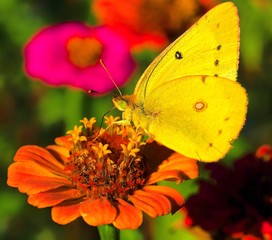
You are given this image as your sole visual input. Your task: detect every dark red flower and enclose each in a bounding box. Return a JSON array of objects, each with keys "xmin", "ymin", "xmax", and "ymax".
[{"xmin": 185, "ymin": 145, "xmax": 272, "ymax": 239}]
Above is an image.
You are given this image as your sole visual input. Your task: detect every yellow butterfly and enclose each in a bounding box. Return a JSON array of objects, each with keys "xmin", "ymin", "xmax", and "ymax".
[{"xmin": 113, "ymin": 2, "xmax": 247, "ymax": 162}]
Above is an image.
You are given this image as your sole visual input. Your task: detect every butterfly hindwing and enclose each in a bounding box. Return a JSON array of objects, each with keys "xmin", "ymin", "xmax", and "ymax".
[{"xmin": 132, "ymin": 76, "xmax": 247, "ymax": 162}]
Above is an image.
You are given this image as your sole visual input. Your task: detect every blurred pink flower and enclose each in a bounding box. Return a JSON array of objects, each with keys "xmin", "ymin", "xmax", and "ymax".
[{"xmin": 24, "ymin": 22, "xmax": 135, "ymax": 94}]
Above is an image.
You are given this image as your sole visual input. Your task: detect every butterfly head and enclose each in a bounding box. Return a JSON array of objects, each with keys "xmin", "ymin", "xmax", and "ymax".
[
  {"xmin": 112, "ymin": 95, "xmax": 134, "ymax": 123},
  {"xmin": 112, "ymin": 96, "xmax": 129, "ymax": 112}
]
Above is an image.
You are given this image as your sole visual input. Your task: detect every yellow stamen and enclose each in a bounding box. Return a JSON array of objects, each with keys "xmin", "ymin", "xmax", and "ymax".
[
  {"xmin": 121, "ymin": 142, "xmax": 140, "ymax": 158},
  {"xmin": 92, "ymin": 142, "xmax": 112, "ymax": 159},
  {"xmin": 80, "ymin": 117, "xmax": 96, "ymax": 129},
  {"xmin": 66, "ymin": 125, "xmax": 87, "ymax": 143},
  {"xmin": 66, "ymin": 116, "xmax": 147, "ymax": 201},
  {"xmin": 104, "ymin": 116, "xmax": 120, "ymax": 126}
]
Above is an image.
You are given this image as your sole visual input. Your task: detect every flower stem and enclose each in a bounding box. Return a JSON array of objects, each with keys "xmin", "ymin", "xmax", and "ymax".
[{"xmin": 98, "ymin": 225, "xmax": 120, "ymax": 240}]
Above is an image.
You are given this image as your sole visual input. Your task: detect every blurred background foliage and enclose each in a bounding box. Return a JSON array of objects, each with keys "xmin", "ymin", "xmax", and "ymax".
[{"xmin": 0, "ymin": 0, "xmax": 271, "ymax": 239}]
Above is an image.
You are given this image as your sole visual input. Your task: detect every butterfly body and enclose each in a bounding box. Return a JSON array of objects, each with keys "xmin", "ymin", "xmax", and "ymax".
[{"xmin": 113, "ymin": 2, "xmax": 248, "ymax": 162}]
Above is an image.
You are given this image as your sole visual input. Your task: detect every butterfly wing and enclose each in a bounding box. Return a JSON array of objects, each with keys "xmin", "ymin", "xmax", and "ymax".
[
  {"xmin": 132, "ymin": 76, "xmax": 247, "ymax": 162},
  {"xmin": 134, "ymin": 2, "xmax": 240, "ymax": 105}
]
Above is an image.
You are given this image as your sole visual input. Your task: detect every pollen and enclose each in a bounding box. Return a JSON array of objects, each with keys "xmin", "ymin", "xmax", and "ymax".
[{"xmin": 65, "ymin": 116, "xmax": 147, "ymax": 201}]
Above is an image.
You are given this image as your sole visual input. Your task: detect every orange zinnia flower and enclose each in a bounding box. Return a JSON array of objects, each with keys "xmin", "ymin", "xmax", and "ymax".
[{"xmin": 7, "ymin": 116, "xmax": 198, "ymax": 230}]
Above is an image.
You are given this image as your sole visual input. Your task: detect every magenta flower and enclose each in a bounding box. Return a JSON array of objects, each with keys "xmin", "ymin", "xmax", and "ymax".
[{"xmin": 24, "ymin": 22, "xmax": 135, "ymax": 94}]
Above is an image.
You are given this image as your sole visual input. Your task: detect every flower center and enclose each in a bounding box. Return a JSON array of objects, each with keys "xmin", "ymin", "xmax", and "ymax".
[
  {"xmin": 65, "ymin": 117, "xmax": 147, "ymax": 202},
  {"xmin": 66, "ymin": 37, "xmax": 103, "ymax": 68}
]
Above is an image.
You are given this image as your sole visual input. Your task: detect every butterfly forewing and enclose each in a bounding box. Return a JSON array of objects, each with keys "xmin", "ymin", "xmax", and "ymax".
[{"xmin": 134, "ymin": 2, "xmax": 239, "ymax": 104}]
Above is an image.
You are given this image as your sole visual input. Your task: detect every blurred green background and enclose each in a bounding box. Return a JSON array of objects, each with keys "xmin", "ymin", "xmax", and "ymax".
[{"xmin": 0, "ymin": 0, "xmax": 271, "ymax": 239}]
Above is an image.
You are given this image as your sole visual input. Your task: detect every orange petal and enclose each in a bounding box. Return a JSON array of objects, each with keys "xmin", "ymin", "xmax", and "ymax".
[
  {"xmin": 51, "ymin": 200, "xmax": 81, "ymax": 224},
  {"xmin": 7, "ymin": 161, "xmax": 70, "ymax": 193},
  {"xmin": 143, "ymin": 185, "xmax": 184, "ymax": 214},
  {"xmin": 8, "ymin": 173, "xmax": 71, "ymax": 195},
  {"xmin": 113, "ymin": 198, "xmax": 143, "ymax": 230},
  {"xmin": 28, "ymin": 188, "xmax": 83, "ymax": 208},
  {"xmin": 21, "ymin": 176, "xmax": 71, "ymax": 194},
  {"xmin": 147, "ymin": 170, "xmax": 187, "ymax": 184},
  {"xmin": 128, "ymin": 190, "xmax": 171, "ymax": 217},
  {"xmin": 144, "ymin": 142, "xmax": 198, "ymax": 179},
  {"xmin": 80, "ymin": 198, "xmax": 117, "ymax": 226},
  {"xmin": 46, "ymin": 145, "xmax": 70, "ymax": 162},
  {"xmin": 8, "ymin": 161, "xmax": 61, "ymax": 179},
  {"xmin": 14, "ymin": 145, "xmax": 66, "ymax": 173},
  {"xmin": 54, "ymin": 136, "xmax": 73, "ymax": 150},
  {"xmin": 46, "ymin": 137, "xmax": 72, "ymax": 162},
  {"xmin": 128, "ymin": 195, "xmax": 157, "ymax": 218},
  {"xmin": 157, "ymin": 153, "xmax": 198, "ymax": 179}
]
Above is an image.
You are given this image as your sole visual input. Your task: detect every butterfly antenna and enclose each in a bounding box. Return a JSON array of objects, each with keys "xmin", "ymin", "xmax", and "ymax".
[
  {"xmin": 99, "ymin": 106, "xmax": 117, "ymax": 130},
  {"xmin": 93, "ymin": 106, "xmax": 117, "ymax": 141},
  {"xmin": 100, "ymin": 59, "xmax": 123, "ymax": 97}
]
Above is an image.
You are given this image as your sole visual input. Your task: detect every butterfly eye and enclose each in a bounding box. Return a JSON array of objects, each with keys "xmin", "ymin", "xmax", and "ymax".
[{"xmin": 112, "ymin": 97, "xmax": 127, "ymax": 111}]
